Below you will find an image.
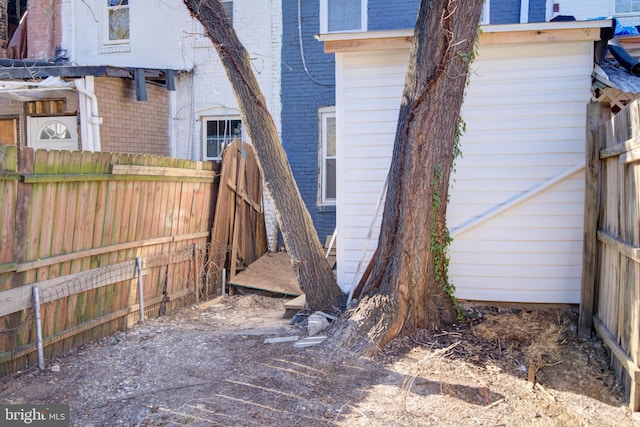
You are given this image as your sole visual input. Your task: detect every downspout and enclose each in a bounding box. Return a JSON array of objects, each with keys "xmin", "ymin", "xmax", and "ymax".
[
  {"xmin": 74, "ymin": 76, "xmax": 103, "ymax": 152},
  {"xmin": 520, "ymin": 0, "xmax": 530, "ymax": 23},
  {"xmin": 169, "ymin": 90, "xmax": 177, "ymax": 157}
]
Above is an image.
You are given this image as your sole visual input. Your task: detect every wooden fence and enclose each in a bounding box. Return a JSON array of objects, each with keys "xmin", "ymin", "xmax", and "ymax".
[
  {"xmin": 581, "ymin": 100, "xmax": 640, "ymax": 411},
  {"xmin": 0, "ymin": 142, "xmax": 266, "ymax": 376}
]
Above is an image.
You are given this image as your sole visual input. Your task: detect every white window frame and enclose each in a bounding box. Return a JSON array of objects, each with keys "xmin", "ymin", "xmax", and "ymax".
[
  {"xmin": 614, "ymin": 0, "xmax": 640, "ymax": 16},
  {"xmin": 319, "ymin": 107, "xmax": 336, "ymax": 206},
  {"xmin": 481, "ymin": 1, "xmax": 490, "ymax": 25},
  {"xmin": 202, "ymin": 117, "xmax": 243, "ymax": 161},
  {"xmin": 101, "ymin": 0, "xmax": 130, "ymax": 53},
  {"xmin": 320, "ymin": 0, "xmax": 367, "ymax": 34}
]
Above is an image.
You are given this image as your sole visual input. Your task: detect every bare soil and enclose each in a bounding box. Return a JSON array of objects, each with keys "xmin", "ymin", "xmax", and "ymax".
[{"xmin": 0, "ymin": 293, "xmax": 638, "ymax": 426}]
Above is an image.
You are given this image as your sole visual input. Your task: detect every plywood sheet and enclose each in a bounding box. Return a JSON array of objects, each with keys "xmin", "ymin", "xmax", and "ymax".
[{"xmin": 229, "ymin": 251, "xmax": 302, "ymax": 296}]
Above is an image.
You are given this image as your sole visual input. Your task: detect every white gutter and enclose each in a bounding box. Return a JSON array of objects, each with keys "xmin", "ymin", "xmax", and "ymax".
[
  {"xmin": 450, "ymin": 162, "xmax": 586, "ymax": 238},
  {"xmin": 520, "ymin": 0, "xmax": 530, "ymax": 24},
  {"xmin": 74, "ymin": 76, "xmax": 103, "ymax": 152}
]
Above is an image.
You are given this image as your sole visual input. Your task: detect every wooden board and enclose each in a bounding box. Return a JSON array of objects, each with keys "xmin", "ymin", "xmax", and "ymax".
[
  {"xmin": 284, "ymin": 294, "xmax": 306, "ymax": 310},
  {"xmin": 228, "ymin": 251, "xmax": 301, "ymax": 296}
]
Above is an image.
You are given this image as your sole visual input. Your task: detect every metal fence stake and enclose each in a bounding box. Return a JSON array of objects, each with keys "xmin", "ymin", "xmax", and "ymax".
[
  {"xmin": 136, "ymin": 257, "xmax": 144, "ymax": 324},
  {"xmin": 32, "ymin": 286, "xmax": 45, "ymax": 370}
]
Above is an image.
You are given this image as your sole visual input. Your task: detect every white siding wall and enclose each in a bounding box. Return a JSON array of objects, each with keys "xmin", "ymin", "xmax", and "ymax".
[{"xmin": 336, "ymin": 40, "xmax": 594, "ymax": 303}]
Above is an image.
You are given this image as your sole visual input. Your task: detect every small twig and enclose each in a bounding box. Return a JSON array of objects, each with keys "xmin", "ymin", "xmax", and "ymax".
[
  {"xmin": 534, "ymin": 383, "xmax": 556, "ymax": 402},
  {"xmin": 484, "ymin": 398, "xmax": 506, "ymax": 410}
]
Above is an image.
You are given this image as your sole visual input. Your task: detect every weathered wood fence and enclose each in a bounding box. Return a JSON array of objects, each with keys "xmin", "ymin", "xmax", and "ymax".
[
  {"xmin": 581, "ymin": 100, "xmax": 640, "ymax": 411},
  {"xmin": 0, "ymin": 142, "xmax": 266, "ymax": 376}
]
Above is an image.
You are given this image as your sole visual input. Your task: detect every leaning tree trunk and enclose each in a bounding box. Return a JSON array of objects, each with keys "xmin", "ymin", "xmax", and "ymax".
[
  {"xmin": 183, "ymin": 0, "xmax": 343, "ymax": 312},
  {"xmin": 334, "ymin": 0, "xmax": 485, "ymax": 355},
  {"xmin": 0, "ymin": 0, "xmax": 7, "ymax": 57}
]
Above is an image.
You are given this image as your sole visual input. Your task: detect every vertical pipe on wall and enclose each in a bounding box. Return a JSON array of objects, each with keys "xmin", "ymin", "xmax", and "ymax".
[{"xmin": 32, "ymin": 286, "xmax": 45, "ymax": 370}]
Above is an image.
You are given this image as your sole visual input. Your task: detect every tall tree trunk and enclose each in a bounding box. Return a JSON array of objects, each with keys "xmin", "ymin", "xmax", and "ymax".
[
  {"xmin": 334, "ymin": 0, "xmax": 485, "ymax": 355},
  {"xmin": 0, "ymin": 0, "xmax": 7, "ymax": 57},
  {"xmin": 183, "ymin": 0, "xmax": 343, "ymax": 312}
]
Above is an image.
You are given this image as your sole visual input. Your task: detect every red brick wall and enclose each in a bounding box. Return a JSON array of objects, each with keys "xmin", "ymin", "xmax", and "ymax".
[
  {"xmin": 27, "ymin": 0, "xmax": 62, "ymax": 60},
  {"xmin": 95, "ymin": 77, "xmax": 170, "ymax": 156}
]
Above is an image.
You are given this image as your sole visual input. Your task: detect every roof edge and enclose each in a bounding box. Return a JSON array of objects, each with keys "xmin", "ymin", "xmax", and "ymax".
[{"xmin": 317, "ymin": 19, "xmax": 613, "ymax": 53}]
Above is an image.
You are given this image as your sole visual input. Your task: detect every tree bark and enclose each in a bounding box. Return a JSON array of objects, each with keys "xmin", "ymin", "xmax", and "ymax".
[
  {"xmin": 183, "ymin": 0, "xmax": 343, "ymax": 312},
  {"xmin": 0, "ymin": 0, "xmax": 7, "ymax": 57},
  {"xmin": 335, "ymin": 0, "xmax": 485, "ymax": 355}
]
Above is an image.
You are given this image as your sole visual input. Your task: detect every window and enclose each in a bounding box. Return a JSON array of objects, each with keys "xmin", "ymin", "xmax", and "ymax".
[
  {"xmin": 320, "ymin": 0, "xmax": 367, "ymax": 33},
  {"xmin": 480, "ymin": 2, "xmax": 490, "ymax": 25},
  {"xmin": 616, "ymin": 0, "xmax": 640, "ymax": 13},
  {"xmin": 203, "ymin": 118, "xmax": 242, "ymax": 160},
  {"xmin": 27, "ymin": 117, "xmax": 79, "ymax": 151},
  {"xmin": 107, "ymin": 0, "xmax": 129, "ymax": 42},
  {"xmin": 319, "ymin": 108, "xmax": 336, "ymax": 205},
  {"xmin": 221, "ymin": 0, "xmax": 233, "ymax": 23},
  {"xmin": 101, "ymin": 0, "xmax": 130, "ymax": 52}
]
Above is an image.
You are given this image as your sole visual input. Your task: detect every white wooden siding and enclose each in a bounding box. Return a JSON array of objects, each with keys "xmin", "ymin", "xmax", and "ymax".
[{"xmin": 336, "ymin": 40, "xmax": 594, "ymax": 303}]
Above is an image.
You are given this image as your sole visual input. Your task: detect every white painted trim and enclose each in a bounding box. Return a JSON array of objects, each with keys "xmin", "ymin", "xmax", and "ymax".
[
  {"xmin": 316, "ymin": 19, "xmax": 613, "ymax": 42},
  {"xmin": 100, "ymin": 0, "xmax": 130, "ymax": 50},
  {"xmin": 318, "ymin": 106, "xmax": 337, "ymax": 206},
  {"xmin": 450, "ymin": 162, "xmax": 586, "ymax": 239},
  {"xmin": 520, "ymin": 0, "xmax": 529, "ymax": 23},
  {"xmin": 335, "ymin": 52, "xmax": 346, "ymax": 291},
  {"xmin": 74, "ymin": 76, "xmax": 103, "ymax": 152},
  {"xmin": 481, "ymin": 1, "xmax": 490, "ymax": 25}
]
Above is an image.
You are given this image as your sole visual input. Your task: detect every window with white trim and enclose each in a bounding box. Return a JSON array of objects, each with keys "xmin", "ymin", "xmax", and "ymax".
[
  {"xmin": 481, "ymin": 2, "xmax": 490, "ymax": 25},
  {"xmin": 320, "ymin": 0, "xmax": 367, "ymax": 33},
  {"xmin": 221, "ymin": 0, "xmax": 233, "ymax": 24},
  {"xmin": 106, "ymin": 0, "xmax": 129, "ymax": 43},
  {"xmin": 101, "ymin": 0, "xmax": 130, "ymax": 53},
  {"xmin": 615, "ymin": 0, "xmax": 640, "ymax": 14},
  {"xmin": 319, "ymin": 107, "xmax": 336, "ymax": 205},
  {"xmin": 202, "ymin": 118, "xmax": 242, "ymax": 161}
]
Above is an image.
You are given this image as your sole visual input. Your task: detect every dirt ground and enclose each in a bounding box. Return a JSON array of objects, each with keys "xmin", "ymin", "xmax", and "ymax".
[{"xmin": 1, "ymin": 293, "xmax": 639, "ymax": 426}]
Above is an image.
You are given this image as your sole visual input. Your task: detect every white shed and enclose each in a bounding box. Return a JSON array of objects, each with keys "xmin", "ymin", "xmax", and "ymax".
[{"xmin": 320, "ymin": 20, "xmax": 611, "ymax": 304}]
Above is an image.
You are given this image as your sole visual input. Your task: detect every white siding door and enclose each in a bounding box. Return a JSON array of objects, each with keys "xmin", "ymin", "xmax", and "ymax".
[{"xmin": 336, "ymin": 39, "xmax": 594, "ymax": 304}]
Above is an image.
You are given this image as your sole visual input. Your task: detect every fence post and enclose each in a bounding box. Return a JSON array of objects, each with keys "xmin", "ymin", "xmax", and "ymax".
[
  {"xmin": 579, "ymin": 101, "xmax": 607, "ymax": 338},
  {"xmin": 12, "ymin": 147, "xmax": 34, "ymax": 287}
]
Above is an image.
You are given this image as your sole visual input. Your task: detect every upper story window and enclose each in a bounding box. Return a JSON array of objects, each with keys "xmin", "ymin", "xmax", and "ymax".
[
  {"xmin": 107, "ymin": 0, "xmax": 129, "ymax": 42},
  {"xmin": 102, "ymin": 0, "xmax": 130, "ymax": 52},
  {"xmin": 615, "ymin": 0, "xmax": 640, "ymax": 14},
  {"xmin": 320, "ymin": 0, "xmax": 367, "ymax": 33}
]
